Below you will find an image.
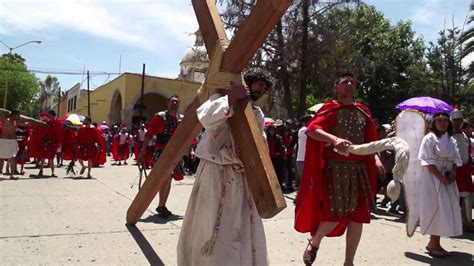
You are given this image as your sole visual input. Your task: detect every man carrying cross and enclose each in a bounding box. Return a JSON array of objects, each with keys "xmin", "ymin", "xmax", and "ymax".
[{"xmin": 177, "ymin": 68, "xmax": 273, "ymax": 265}]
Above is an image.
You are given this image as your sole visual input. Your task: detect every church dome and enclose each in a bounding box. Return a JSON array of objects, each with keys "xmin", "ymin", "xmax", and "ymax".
[
  {"xmin": 178, "ymin": 29, "xmax": 209, "ymax": 83},
  {"xmin": 181, "ymin": 45, "xmax": 208, "ymax": 63}
]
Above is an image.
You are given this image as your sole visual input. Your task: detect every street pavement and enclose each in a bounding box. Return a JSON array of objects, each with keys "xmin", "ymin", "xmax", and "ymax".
[{"xmin": 0, "ymin": 158, "xmax": 472, "ymax": 265}]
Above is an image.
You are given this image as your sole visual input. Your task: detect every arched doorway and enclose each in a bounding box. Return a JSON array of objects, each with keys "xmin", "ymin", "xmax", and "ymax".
[
  {"xmin": 110, "ymin": 90, "xmax": 123, "ymax": 125},
  {"xmin": 132, "ymin": 93, "xmax": 167, "ymax": 126}
]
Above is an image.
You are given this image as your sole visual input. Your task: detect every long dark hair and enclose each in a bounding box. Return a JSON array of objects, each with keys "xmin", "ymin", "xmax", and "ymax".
[{"xmin": 430, "ymin": 112, "xmax": 453, "ymax": 137}]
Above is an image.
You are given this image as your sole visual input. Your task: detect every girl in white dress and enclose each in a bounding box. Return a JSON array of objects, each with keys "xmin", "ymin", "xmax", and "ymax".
[{"xmin": 418, "ymin": 112, "xmax": 463, "ymax": 258}]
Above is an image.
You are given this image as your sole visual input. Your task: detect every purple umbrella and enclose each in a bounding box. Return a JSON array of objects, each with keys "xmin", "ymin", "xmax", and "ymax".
[{"xmin": 396, "ymin": 96, "xmax": 454, "ymax": 114}]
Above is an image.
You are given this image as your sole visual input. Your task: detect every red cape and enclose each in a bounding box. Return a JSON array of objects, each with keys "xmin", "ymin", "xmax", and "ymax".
[
  {"xmin": 92, "ymin": 128, "xmax": 107, "ymax": 166},
  {"xmin": 294, "ymin": 101, "xmax": 378, "ymax": 237},
  {"xmin": 133, "ymin": 131, "xmax": 144, "ymax": 160},
  {"xmin": 62, "ymin": 127, "xmax": 78, "ymax": 161},
  {"xmin": 28, "ymin": 120, "xmax": 48, "ymax": 158},
  {"xmin": 112, "ymin": 133, "xmax": 130, "ymax": 161}
]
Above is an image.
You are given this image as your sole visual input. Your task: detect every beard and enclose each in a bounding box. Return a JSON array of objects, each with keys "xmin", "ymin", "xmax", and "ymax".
[{"xmin": 250, "ymin": 90, "xmax": 262, "ymax": 101}]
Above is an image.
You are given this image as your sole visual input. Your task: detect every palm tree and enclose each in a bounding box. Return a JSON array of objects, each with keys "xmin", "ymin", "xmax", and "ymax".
[
  {"xmin": 459, "ymin": 3, "xmax": 473, "ymax": 59},
  {"xmin": 41, "ymin": 75, "xmax": 60, "ymax": 110}
]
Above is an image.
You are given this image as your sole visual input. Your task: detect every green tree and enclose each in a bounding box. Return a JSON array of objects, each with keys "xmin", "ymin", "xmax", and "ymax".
[
  {"xmin": 305, "ymin": 5, "xmax": 429, "ymax": 123},
  {"xmin": 0, "ymin": 53, "xmax": 40, "ymax": 113},
  {"xmin": 427, "ymin": 25, "xmax": 474, "ymax": 123}
]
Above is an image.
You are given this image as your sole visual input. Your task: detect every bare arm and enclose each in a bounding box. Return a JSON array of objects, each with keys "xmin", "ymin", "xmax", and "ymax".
[
  {"xmin": 373, "ymin": 154, "xmax": 386, "ymax": 177},
  {"xmin": 0, "ymin": 108, "xmax": 46, "ymax": 126}
]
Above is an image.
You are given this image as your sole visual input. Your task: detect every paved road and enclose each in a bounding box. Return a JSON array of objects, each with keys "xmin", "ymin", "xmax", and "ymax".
[{"xmin": 0, "ymin": 159, "xmax": 472, "ymax": 265}]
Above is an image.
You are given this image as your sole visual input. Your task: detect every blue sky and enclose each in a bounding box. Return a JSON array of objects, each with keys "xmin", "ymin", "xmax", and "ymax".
[{"xmin": 0, "ymin": 0, "xmax": 471, "ymax": 92}]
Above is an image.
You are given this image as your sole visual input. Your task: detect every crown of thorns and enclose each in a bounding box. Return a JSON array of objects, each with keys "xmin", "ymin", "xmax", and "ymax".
[{"xmin": 243, "ymin": 68, "xmax": 274, "ymax": 90}]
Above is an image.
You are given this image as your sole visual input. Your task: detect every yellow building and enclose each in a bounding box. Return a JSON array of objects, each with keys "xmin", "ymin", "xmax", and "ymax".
[
  {"xmin": 64, "ymin": 30, "xmax": 208, "ymax": 127},
  {"xmin": 73, "ymin": 73, "xmax": 201, "ymax": 126}
]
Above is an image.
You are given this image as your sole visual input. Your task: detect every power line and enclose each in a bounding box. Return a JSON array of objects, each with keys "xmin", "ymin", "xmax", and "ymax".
[{"xmin": 0, "ymin": 66, "xmax": 121, "ymax": 76}]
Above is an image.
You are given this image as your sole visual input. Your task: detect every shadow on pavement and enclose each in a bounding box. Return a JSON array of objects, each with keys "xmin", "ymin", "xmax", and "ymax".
[
  {"xmin": 139, "ymin": 214, "xmax": 184, "ymax": 224},
  {"xmin": 64, "ymin": 176, "xmax": 95, "ymax": 180},
  {"xmin": 405, "ymin": 251, "xmax": 472, "ymax": 265},
  {"xmin": 28, "ymin": 174, "xmax": 54, "ymax": 179},
  {"xmin": 126, "ymin": 224, "xmax": 164, "ymax": 266},
  {"xmin": 452, "ymin": 231, "xmax": 474, "ymax": 241}
]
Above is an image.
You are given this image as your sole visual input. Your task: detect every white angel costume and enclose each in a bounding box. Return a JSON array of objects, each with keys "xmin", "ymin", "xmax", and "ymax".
[
  {"xmin": 177, "ymin": 93, "xmax": 268, "ymax": 266},
  {"xmin": 417, "ymin": 132, "xmax": 463, "ymax": 236}
]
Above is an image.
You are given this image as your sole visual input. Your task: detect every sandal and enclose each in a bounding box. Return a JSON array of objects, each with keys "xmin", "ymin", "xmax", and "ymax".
[
  {"xmin": 425, "ymin": 246, "xmax": 446, "ymax": 258},
  {"xmin": 303, "ymin": 239, "xmax": 318, "ymax": 265}
]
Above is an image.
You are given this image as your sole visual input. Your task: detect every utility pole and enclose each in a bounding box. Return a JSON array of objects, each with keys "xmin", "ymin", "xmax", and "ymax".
[
  {"xmin": 57, "ymin": 86, "xmax": 61, "ymax": 116},
  {"xmin": 140, "ymin": 63, "xmax": 145, "ymax": 121},
  {"xmin": 87, "ymin": 70, "xmax": 91, "ymax": 118}
]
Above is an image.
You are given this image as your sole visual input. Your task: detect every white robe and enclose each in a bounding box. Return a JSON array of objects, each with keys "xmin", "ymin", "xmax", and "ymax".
[
  {"xmin": 418, "ymin": 132, "xmax": 463, "ymax": 236},
  {"xmin": 177, "ymin": 93, "xmax": 268, "ymax": 266}
]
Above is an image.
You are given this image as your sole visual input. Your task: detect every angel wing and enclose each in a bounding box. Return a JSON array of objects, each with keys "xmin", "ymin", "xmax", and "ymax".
[{"xmin": 395, "ymin": 110, "xmax": 427, "ymax": 237}]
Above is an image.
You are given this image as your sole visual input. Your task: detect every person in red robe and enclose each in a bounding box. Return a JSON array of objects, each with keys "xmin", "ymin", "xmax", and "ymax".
[
  {"xmin": 76, "ymin": 117, "xmax": 101, "ymax": 178},
  {"xmin": 144, "ymin": 136, "xmax": 155, "ymax": 169},
  {"xmin": 90, "ymin": 122, "xmax": 106, "ymax": 167},
  {"xmin": 28, "ymin": 112, "xmax": 49, "ymax": 164},
  {"xmin": 37, "ymin": 110, "xmax": 63, "ymax": 177},
  {"xmin": 112, "ymin": 126, "xmax": 130, "ymax": 165},
  {"xmin": 450, "ymin": 110, "xmax": 474, "ymax": 230},
  {"xmin": 282, "ymin": 126, "xmax": 295, "ymax": 192},
  {"xmin": 61, "ymin": 124, "xmax": 78, "ymax": 163},
  {"xmin": 295, "ymin": 73, "xmax": 384, "ymax": 265},
  {"xmin": 94, "ymin": 126, "xmax": 107, "ymax": 167},
  {"xmin": 133, "ymin": 124, "xmax": 147, "ymax": 161}
]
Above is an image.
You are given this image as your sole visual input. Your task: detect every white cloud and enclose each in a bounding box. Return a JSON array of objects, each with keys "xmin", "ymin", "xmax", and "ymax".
[
  {"xmin": 408, "ymin": 0, "xmax": 470, "ymax": 42},
  {"xmin": 0, "ymin": 0, "xmax": 199, "ymax": 53},
  {"xmin": 411, "ymin": 0, "xmax": 468, "ymax": 26}
]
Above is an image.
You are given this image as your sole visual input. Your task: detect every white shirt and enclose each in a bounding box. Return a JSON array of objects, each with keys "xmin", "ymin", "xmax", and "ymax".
[
  {"xmin": 119, "ymin": 133, "xmax": 128, "ymax": 145},
  {"xmin": 296, "ymin": 126, "xmax": 307, "ymax": 161},
  {"xmin": 138, "ymin": 129, "xmax": 147, "ymax": 142},
  {"xmin": 452, "ymin": 132, "xmax": 470, "ymax": 165}
]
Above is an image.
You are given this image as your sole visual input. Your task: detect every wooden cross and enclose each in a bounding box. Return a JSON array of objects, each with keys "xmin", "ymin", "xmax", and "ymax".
[{"xmin": 126, "ymin": 0, "xmax": 292, "ymax": 225}]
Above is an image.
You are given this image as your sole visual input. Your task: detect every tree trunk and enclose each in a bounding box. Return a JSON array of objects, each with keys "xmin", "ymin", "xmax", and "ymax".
[
  {"xmin": 276, "ymin": 21, "xmax": 294, "ymax": 118},
  {"xmin": 297, "ymin": 0, "xmax": 309, "ymax": 117}
]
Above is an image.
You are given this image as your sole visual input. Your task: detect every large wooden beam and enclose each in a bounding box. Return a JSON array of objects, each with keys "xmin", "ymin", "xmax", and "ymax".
[
  {"xmin": 229, "ymin": 99, "xmax": 287, "ymax": 218},
  {"xmin": 191, "ymin": 0, "xmax": 228, "ymax": 57},
  {"xmin": 222, "ymin": 0, "xmax": 293, "ymax": 71}
]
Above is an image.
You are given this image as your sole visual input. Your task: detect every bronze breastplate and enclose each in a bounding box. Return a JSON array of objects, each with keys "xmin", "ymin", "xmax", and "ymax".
[{"xmin": 331, "ymin": 108, "xmax": 366, "ymax": 144}]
